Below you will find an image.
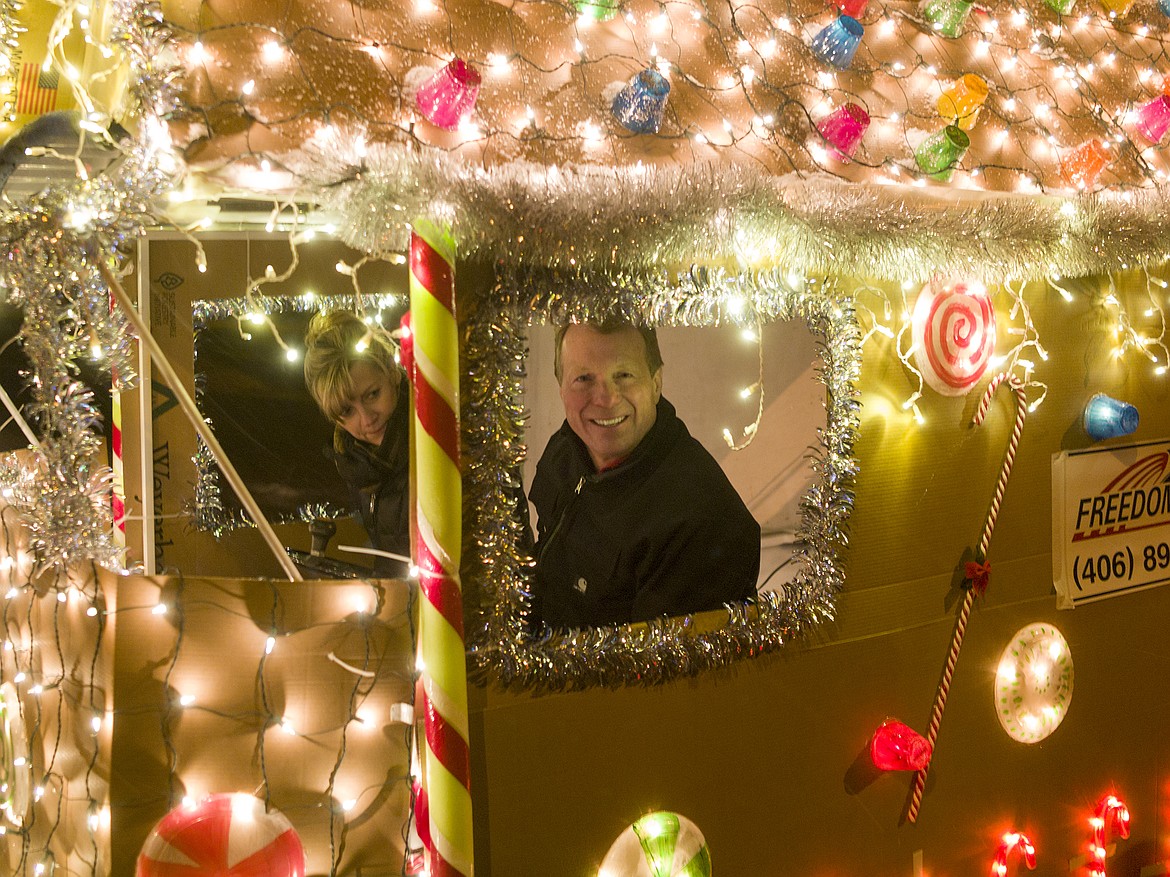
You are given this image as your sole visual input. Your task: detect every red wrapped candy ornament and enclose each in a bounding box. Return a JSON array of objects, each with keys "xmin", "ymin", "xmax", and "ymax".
[{"xmin": 136, "ymin": 794, "xmax": 305, "ymax": 877}]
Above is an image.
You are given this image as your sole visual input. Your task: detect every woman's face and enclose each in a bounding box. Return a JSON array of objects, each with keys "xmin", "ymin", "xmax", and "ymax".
[{"xmin": 336, "ymin": 361, "xmax": 398, "ymax": 445}]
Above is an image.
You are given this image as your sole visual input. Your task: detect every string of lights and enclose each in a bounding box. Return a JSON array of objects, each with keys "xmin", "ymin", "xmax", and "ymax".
[
  {"xmin": 113, "ymin": 572, "xmax": 416, "ymax": 875},
  {"xmin": 0, "ymin": 0, "xmax": 22, "ymax": 126},
  {"xmin": 167, "ymin": 0, "xmax": 1170, "ymax": 195},
  {"xmin": 0, "ymin": 508, "xmax": 111, "ymax": 876}
]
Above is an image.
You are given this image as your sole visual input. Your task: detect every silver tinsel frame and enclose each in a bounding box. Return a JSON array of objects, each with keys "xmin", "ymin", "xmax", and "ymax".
[{"xmin": 462, "ymin": 264, "xmax": 860, "ymax": 690}]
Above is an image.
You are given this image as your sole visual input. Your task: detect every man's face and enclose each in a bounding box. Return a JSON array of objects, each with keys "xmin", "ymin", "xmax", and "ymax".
[
  {"xmin": 337, "ymin": 361, "xmax": 398, "ymax": 446},
  {"xmin": 558, "ymin": 325, "xmax": 662, "ymax": 471}
]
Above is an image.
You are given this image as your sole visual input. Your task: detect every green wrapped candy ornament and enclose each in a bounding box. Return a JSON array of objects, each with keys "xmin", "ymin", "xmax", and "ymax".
[{"xmin": 598, "ymin": 811, "xmax": 711, "ymax": 877}]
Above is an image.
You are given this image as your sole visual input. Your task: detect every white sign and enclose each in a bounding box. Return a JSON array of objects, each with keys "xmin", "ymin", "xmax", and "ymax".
[{"xmin": 1052, "ymin": 438, "xmax": 1170, "ymax": 607}]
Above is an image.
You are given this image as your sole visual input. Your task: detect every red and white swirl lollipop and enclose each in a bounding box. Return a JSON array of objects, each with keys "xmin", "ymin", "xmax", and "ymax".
[{"xmin": 912, "ymin": 280, "xmax": 997, "ymax": 396}]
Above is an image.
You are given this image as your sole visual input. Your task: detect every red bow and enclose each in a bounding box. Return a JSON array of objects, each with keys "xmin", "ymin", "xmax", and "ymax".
[{"xmin": 964, "ymin": 560, "xmax": 991, "ymax": 595}]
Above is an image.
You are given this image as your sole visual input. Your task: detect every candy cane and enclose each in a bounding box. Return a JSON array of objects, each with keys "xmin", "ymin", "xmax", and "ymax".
[
  {"xmin": 1087, "ymin": 794, "xmax": 1130, "ymax": 877},
  {"xmin": 906, "ymin": 373, "xmax": 1027, "ymax": 823},
  {"xmin": 110, "ymin": 286, "xmax": 127, "ymax": 564},
  {"xmin": 992, "ymin": 831, "xmax": 1037, "ymax": 877},
  {"xmin": 409, "ymin": 219, "xmax": 472, "ymax": 877}
]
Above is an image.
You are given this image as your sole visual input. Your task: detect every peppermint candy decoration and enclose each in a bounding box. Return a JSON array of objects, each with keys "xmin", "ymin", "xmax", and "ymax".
[
  {"xmin": 912, "ymin": 280, "xmax": 997, "ymax": 396},
  {"xmin": 994, "ymin": 623, "xmax": 1074, "ymax": 744},
  {"xmin": 136, "ymin": 794, "xmax": 305, "ymax": 877}
]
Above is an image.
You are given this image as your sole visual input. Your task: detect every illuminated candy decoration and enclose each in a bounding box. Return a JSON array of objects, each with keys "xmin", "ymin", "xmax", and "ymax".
[
  {"xmin": 1135, "ymin": 95, "xmax": 1170, "ymax": 144},
  {"xmin": 1083, "ymin": 393, "xmax": 1139, "ymax": 441},
  {"xmin": 810, "ymin": 15, "xmax": 864, "ymax": 70},
  {"xmin": 816, "ymin": 103, "xmax": 870, "ymax": 161},
  {"xmin": 938, "ymin": 74, "xmax": 989, "ymax": 131},
  {"xmin": 920, "ymin": 0, "xmax": 974, "ymax": 36},
  {"xmin": 135, "ymin": 794, "xmax": 305, "ymax": 877},
  {"xmin": 992, "ymin": 831, "xmax": 1037, "ymax": 877},
  {"xmin": 576, "ymin": 0, "xmax": 619, "ymax": 20},
  {"xmin": 410, "ymin": 219, "xmax": 473, "ymax": 877},
  {"xmin": 914, "ymin": 125, "xmax": 970, "ymax": 181},
  {"xmin": 611, "ymin": 68, "xmax": 671, "ymax": 134},
  {"xmin": 869, "ymin": 719, "xmax": 932, "ymax": 771},
  {"xmin": 1088, "ymin": 794, "xmax": 1130, "ymax": 877},
  {"xmin": 111, "ymin": 281, "xmax": 127, "ymax": 560},
  {"xmin": 1061, "ymin": 139, "xmax": 1111, "ymax": 191},
  {"xmin": 0, "ymin": 682, "xmax": 29, "ymax": 828},
  {"xmin": 1099, "ymin": 0, "xmax": 1135, "ymax": 16},
  {"xmin": 415, "ymin": 58, "xmax": 482, "ymax": 131},
  {"xmin": 911, "ymin": 279, "xmax": 996, "ymax": 397},
  {"xmin": 598, "ymin": 812, "xmax": 711, "ymax": 877},
  {"xmin": 907, "ymin": 374, "xmax": 1028, "ymax": 824},
  {"xmin": 994, "ymin": 623, "xmax": 1074, "ymax": 744},
  {"xmin": 835, "ymin": 0, "xmax": 868, "ymax": 15}
]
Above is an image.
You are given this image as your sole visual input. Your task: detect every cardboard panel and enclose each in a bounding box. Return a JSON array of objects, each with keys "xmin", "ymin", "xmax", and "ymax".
[{"xmin": 109, "ymin": 573, "xmax": 413, "ymax": 876}]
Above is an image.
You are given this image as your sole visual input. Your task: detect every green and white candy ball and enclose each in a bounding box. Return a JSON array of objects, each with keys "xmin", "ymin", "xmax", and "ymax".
[
  {"xmin": 995, "ymin": 622, "xmax": 1074, "ymax": 744},
  {"xmin": 599, "ymin": 811, "xmax": 711, "ymax": 877}
]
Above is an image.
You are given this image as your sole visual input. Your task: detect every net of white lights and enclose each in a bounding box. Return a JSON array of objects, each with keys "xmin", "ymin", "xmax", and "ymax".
[{"xmin": 165, "ymin": 0, "xmax": 1170, "ymax": 416}]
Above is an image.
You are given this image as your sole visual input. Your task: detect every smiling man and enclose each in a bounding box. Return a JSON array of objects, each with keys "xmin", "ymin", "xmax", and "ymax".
[{"xmin": 529, "ymin": 320, "xmax": 761, "ymax": 628}]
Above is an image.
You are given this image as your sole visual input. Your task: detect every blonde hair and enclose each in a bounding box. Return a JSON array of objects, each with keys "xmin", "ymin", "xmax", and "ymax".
[{"xmin": 303, "ymin": 310, "xmax": 401, "ymax": 423}]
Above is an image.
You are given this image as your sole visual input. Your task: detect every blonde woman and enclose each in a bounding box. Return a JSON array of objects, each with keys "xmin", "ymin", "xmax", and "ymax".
[{"xmin": 303, "ymin": 310, "xmax": 409, "ymax": 576}]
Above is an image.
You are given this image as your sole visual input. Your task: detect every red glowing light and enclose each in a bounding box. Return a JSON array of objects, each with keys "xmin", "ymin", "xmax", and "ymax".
[
  {"xmin": 869, "ymin": 719, "xmax": 932, "ymax": 771},
  {"xmin": 991, "ymin": 830, "xmax": 1037, "ymax": 877}
]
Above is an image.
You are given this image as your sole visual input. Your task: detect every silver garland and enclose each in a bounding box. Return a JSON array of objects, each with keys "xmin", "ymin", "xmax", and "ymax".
[
  {"xmin": 0, "ymin": 382, "xmax": 120, "ymax": 572},
  {"xmin": 0, "ymin": 0, "xmax": 180, "ymax": 574},
  {"xmin": 326, "ymin": 145, "xmax": 1170, "ymax": 285},
  {"xmin": 462, "ymin": 265, "xmax": 860, "ymax": 689}
]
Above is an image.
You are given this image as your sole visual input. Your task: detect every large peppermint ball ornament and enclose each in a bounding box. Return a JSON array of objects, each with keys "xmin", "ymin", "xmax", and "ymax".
[
  {"xmin": 598, "ymin": 811, "xmax": 711, "ymax": 877},
  {"xmin": 136, "ymin": 794, "xmax": 305, "ymax": 877},
  {"xmin": 995, "ymin": 623, "xmax": 1074, "ymax": 744},
  {"xmin": 912, "ymin": 280, "xmax": 997, "ymax": 396}
]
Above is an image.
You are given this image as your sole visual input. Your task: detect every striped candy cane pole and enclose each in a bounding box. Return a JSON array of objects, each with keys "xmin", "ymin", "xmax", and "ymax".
[
  {"xmin": 111, "ymin": 382, "xmax": 126, "ymax": 558},
  {"xmin": 109, "ymin": 289, "xmax": 127, "ymax": 564},
  {"xmin": 906, "ymin": 373, "xmax": 1027, "ymax": 823},
  {"xmin": 1088, "ymin": 794, "xmax": 1130, "ymax": 877},
  {"xmin": 991, "ymin": 831, "xmax": 1037, "ymax": 877},
  {"xmin": 410, "ymin": 219, "xmax": 472, "ymax": 877}
]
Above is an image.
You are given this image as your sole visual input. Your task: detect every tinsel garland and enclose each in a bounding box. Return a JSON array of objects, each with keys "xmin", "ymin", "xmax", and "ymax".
[
  {"xmin": 462, "ymin": 264, "xmax": 860, "ymax": 689},
  {"xmin": 0, "ymin": 0, "xmax": 181, "ymax": 574},
  {"xmin": 322, "ymin": 144, "xmax": 1170, "ymax": 284},
  {"xmin": 0, "ymin": 0, "xmax": 23, "ymax": 118},
  {"xmin": 0, "ymin": 383, "xmax": 119, "ymax": 571}
]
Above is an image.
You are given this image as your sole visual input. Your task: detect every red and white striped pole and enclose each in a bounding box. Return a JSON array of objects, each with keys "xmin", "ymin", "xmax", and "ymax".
[
  {"xmin": 408, "ymin": 219, "xmax": 472, "ymax": 877},
  {"xmin": 907, "ymin": 373, "xmax": 1027, "ymax": 823}
]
